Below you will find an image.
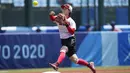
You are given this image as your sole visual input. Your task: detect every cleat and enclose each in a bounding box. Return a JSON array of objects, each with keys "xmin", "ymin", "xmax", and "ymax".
[
  {"xmin": 89, "ymin": 62, "xmax": 96, "ymax": 73},
  {"xmin": 49, "ymin": 63, "xmax": 59, "ymax": 71}
]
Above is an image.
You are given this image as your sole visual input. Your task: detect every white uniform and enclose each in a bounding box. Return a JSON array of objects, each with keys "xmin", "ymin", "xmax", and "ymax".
[{"xmin": 58, "ymin": 17, "xmax": 76, "ymax": 39}]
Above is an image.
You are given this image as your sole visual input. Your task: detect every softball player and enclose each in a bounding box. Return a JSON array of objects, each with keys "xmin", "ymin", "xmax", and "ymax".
[{"xmin": 49, "ymin": 4, "xmax": 96, "ymax": 73}]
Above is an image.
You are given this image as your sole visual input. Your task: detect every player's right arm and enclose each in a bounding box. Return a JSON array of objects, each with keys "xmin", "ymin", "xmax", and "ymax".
[
  {"xmin": 49, "ymin": 11, "xmax": 56, "ymax": 21},
  {"xmin": 49, "ymin": 11, "xmax": 59, "ymax": 24}
]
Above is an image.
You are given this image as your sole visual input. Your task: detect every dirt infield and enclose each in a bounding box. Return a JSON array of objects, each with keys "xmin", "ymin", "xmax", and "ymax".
[
  {"xmin": 61, "ymin": 69, "xmax": 130, "ymax": 73},
  {"xmin": 2, "ymin": 66, "xmax": 130, "ymax": 73},
  {"xmin": 61, "ymin": 68, "xmax": 130, "ymax": 73}
]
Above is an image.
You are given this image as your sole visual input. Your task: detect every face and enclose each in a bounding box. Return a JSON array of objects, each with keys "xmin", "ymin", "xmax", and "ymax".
[{"xmin": 62, "ymin": 8, "xmax": 69, "ymax": 15}]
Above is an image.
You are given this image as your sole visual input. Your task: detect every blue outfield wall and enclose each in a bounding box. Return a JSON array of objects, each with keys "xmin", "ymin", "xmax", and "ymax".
[
  {"xmin": 0, "ymin": 32, "xmax": 130, "ymax": 69},
  {"xmin": 72, "ymin": 32, "xmax": 102, "ymax": 67},
  {"xmin": 118, "ymin": 32, "xmax": 130, "ymax": 65}
]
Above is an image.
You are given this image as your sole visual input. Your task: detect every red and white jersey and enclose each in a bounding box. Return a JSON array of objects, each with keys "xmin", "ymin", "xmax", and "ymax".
[{"xmin": 58, "ymin": 17, "xmax": 76, "ymax": 39}]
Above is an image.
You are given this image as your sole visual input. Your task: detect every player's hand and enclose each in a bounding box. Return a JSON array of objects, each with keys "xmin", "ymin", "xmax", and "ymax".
[
  {"xmin": 49, "ymin": 11, "xmax": 55, "ymax": 16},
  {"xmin": 55, "ymin": 13, "xmax": 66, "ymax": 25},
  {"xmin": 49, "ymin": 11, "xmax": 57, "ymax": 22},
  {"xmin": 57, "ymin": 13, "xmax": 66, "ymax": 21}
]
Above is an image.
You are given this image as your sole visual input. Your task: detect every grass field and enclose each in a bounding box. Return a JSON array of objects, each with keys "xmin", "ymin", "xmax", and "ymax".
[{"xmin": 0, "ymin": 66, "xmax": 130, "ymax": 73}]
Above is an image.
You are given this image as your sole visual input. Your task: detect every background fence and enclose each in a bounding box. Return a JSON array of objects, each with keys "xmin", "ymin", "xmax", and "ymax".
[{"xmin": 0, "ymin": 0, "xmax": 130, "ymax": 30}]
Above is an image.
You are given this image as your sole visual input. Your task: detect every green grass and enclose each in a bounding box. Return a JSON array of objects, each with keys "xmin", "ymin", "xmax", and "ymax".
[{"xmin": 0, "ymin": 66, "xmax": 130, "ymax": 73}]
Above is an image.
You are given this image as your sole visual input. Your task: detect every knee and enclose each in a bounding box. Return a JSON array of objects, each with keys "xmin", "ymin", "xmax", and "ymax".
[
  {"xmin": 69, "ymin": 54, "xmax": 79, "ymax": 64},
  {"xmin": 60, "ymin": 46, "xmax": 68, "ymax": 53},
  {"xmin": 71, "ymin": 58, "xmax": 79, "ymax": 64}
]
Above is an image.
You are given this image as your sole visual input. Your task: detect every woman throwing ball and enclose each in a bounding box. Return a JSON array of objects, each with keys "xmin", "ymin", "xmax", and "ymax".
[{"xmin": 49, "ymin": 4, "xmax": 96, "ymax": 73}]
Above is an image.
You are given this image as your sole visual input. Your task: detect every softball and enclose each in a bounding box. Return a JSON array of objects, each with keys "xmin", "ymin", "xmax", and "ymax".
[{"xmin": 33, "ymin": 0, "xmax": 38, "ymax": 6}]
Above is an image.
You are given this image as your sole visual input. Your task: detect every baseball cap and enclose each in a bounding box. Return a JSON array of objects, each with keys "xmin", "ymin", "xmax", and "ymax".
[{"xmin": 61, "ymin": 4, "xmax": 73, "ymax": 12}]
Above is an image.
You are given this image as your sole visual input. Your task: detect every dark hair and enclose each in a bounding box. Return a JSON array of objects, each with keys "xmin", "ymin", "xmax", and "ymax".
[{"xmin": 69, "ymin": 12, "xmax": 71, "ymax": 17}]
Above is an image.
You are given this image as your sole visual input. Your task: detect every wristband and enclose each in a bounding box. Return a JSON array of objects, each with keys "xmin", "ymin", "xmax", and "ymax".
[
  {"xmin": 64, "ymin": 21, "xmax": 70, "ymax": 27},
  {"xmin": 65, "ymin": 24, "xmax": 69, "ymax": 27}
]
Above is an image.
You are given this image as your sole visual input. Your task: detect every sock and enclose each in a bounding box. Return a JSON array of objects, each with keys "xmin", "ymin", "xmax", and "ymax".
[
  {"xmin": 57, "ymin": 52, "xmax": 66, "ymax": 64},
  {"xmin": 77, "ymin": 59, "xmax": 90, "ymax": 67},
  {"xmin": 77, "ymin": 59, "xmax": 95, "ymax": 72}
]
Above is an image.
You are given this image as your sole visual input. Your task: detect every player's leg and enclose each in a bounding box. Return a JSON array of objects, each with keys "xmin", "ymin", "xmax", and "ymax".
[
  {"xmin": 69, "ymin": 54, "xmax": 96, "ymax": 73},
  {"xmin": 49, "ymin": 46, "xmax": 68, "ymax": 71},
  {"xmin": 57, "ymin": 46, "xmax": 68, "ymax": 64}
]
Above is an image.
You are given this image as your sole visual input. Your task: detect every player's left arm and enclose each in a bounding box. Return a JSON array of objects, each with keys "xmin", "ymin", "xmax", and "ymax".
[
  {"xmin": 64, "ymin": 20, "xmax": 76, "ymax": 35},
  {"xmin": 56, "ymin": 13, "xmax": 76, "ymax": 35}
]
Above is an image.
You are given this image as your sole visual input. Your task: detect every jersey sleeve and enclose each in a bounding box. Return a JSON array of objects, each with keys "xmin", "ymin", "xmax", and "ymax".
[
  {"xmin": 49, "ymin": 15, "xmax": 57, "ymax": 21},
  {"xmin": 69, "ymin": 19, "xmax": 76, "ymax": 30}
]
